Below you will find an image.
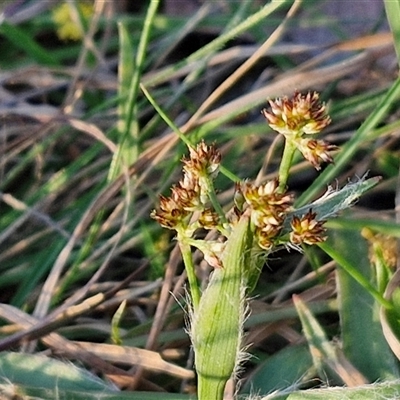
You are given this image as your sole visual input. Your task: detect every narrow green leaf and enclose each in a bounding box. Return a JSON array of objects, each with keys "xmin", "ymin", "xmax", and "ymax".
[
  {"xmin": 110, "ymin": 0, "xmax": 160, "ymax": 177},
  {"xmin": 0, "ymin": 22, "xmax": 58, "ymax": 66},
  {"xmin": 285, "ymin": 176, "xmax": 381, "ymax": 233},
  {"xmin": 293, "ymin": 295, "xmax": 343, "ymax": 383},
  {"xmin": 111, "ymin": 300, "xmax": 127, "ymax": 345},
  {"xmin": 240, "ymin": 344, "xmax": 313, "ymax": 395},
  {"xmin": 326, "ymin": 218, "xmax": 400, "ymax": 238},
  {"xmin": 319, "ymin": 240, "xmax": 392, "ymax": 309},
  {"xmin": 117, "ymin": 22, "xmax": 135, "ymax": 135},
  {"xmin": 268, "ymin": 381, "xmax": 400, "ymax": 400},
  {"xmin": 329, "ymin": 229, "xmax": 399, "ymax": 381},
  {"xmin": 0, "ymin": 352, "xmax": 113, "ymax": 391},
  {"xmin": 384, "ymin": 0, "xmax": 400, "ymax": 67}
]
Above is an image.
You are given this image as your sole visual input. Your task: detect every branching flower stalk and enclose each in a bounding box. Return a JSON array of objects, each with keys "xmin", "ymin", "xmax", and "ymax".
[
  {"xmin": 151, "ymin": 92, "xmax": 379, "ymax": 400},
  {"xmin": 262, "ymin": 91, "xmax": 334, "ymax": 192}
]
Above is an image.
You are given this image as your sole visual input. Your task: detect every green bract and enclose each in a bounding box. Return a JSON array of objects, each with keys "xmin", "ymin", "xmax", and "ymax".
[{"xmin": 191, "ymin": 214, "xmax": 252, "ymax": 400}]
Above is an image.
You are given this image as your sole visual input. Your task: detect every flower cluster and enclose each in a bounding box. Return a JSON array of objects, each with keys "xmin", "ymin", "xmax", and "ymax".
[
  {"xmin": 182, "ymin": 142, "xmax": 221, "ymax": 205},
  {"xmin": 361, "ymin": 228, "xmax": 397, "ymax": 269},
  {"xmin": 152, "ymin": 139, "xmax": 328, "ymax": 264},
  {"xmin": 151, "ymin": 141, "xmax": 222, "ymax": 236},
  {"xmin": 52, "ymin": 1, "xmax": 94, "ymax": 41},
  {"xmin": 238, "ymin": 181, "xmax": 326, "ymax": 250},
  {"xmin": 262, "ymin": 91, "xmax": 337, "ymax": 170},
  {"xmin": 290, "ymin": 210, "xmax": 327, "ymax": 245},
  {"xmin": 240, "ymin": 180, "xmax": 292, "ymax": 250}
]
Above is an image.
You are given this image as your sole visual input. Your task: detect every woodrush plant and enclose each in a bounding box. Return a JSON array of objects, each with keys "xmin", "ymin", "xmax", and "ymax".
[{"xmin": 151, "ymin": 92, "xmax": 380, "ymax": 400}]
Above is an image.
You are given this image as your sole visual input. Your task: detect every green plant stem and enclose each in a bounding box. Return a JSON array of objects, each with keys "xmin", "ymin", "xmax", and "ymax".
[
  {"xmin": 220, "ymin": 165, "xmax": 240, "ymax": 183},
  {"xmin": 204, "ymin": 175, "xmax": 229, "ymax": 234},
  {"xmin": 278, "ymin": 139, "xmax": 297, "ymax": 193},
  {"xmin": 318, "ymin": 241, "xmax": 393, "ymax": 310},
  {"xmin": 116, "ymin": 0, "xmax": 160, "ymax": 170},
  {"xmin": 384, "ymin": 0, "xmax": 400, "ymax": 67},
  {"xmin": 141, "ymin": 84, "xmax": 193, "ymax": 147},
  {"xmin": 178, "ymin": 239, "xmax": 200, "ymax": 311}
]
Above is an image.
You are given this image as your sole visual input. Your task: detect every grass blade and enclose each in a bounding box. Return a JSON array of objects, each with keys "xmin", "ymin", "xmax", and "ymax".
[{"xmin": 384, "ymin": 0, "xmax": 400, "ymax": 66}]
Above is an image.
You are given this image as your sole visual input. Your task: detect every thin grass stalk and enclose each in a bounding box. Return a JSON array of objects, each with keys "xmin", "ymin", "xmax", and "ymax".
[
  {"xmin": 179, "ymin": 241, "xmax": 200, "ymax": 311},
  {"xmin": 318, "ymin": 241, "xmax": 393, "ymax": 310},
  {"xmin": 111, "ymin": 0, "xmax": 160, "ymax": 175},
  {"xmin": 186, "ymin": 0, "xmax": 302, "ymax": 128},
  {"xmin": 140, "ymin": 84, "xmax": 193, "ymax": 147},
  {"xmin": 384, "ymin": 0, "xmax": 400, "ymax": 67},
  {"xmin": 277, "ymin": 140, "xmax": 297, "ymax": 192},
  {"xmin": 144, "ymin": 0, "xmax": 292, "ymax": 87},
  {"xmin": 140, "ymin": 0, "xmax": 252, "ymax": 142}
]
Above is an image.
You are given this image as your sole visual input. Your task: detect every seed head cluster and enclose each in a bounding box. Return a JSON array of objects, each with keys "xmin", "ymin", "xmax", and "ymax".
[
  {"xmin": 262, "ymin": 91, "xmax": 337, "ymax": 170},
  {"xmin": 152, "ymin": 138, "xmax": 327, "ymax": 261},
  {"xmin": 240, "ymin": 180, "xmax": 292, "ymax": 250},
  {"xmin": 52, "ymin": 1, "xmax": 94, "ymax": 41},
  {"xmin": 290, "ymin": 210, "xmax": 327, "ymax": 245},
  {"xmin": 151, "ymin": 141, "xmax": 222, "ymax": 235},
  {"xmin": 362, "ymin": 228, "xmax": 397, "ymax": 269},
  {"xmin": 239, "ymin": 181, "xmax": 326, "ymax": 250}
]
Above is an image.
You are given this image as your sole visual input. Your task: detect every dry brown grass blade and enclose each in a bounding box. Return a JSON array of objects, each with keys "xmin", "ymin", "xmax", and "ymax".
[
  {"xmin": 2, "ymin": 1, "xmax": 52, "ymax": 24},
  {"xmin": 0, "ymin": 302, "xmax": 193, "ymax": 380},
  {"xmin": 0, "ymin": 192, "xmax": 70, "ymax": 239},
  {"xmin": 0, "ymin": 196, "xmax": 62, "ymax": 247},
  {"xmin": 63, "ymin": 0, "xmax": 109, "ymax": 112},
  {"xmin": 73, "ymin": 341, "xmax": 194, "ymax": 379},
  {"xmin": 65, "ymin": 117, "xmax": 117, "ymax": 153},
  {"xmin": 331, "ymin": 349, "xmax": 368, "ymax": 387},
  {"xmin": 144, "ymin": 245, "xmax": 184, "ymax": 351},
  {"xmin": 31, "ymin": 163, "xmax": 132, "ymax": 325},
  {"xmin": 266, "ymin": 261, "xmax": 336, "ymax": 302},
  {"xmin": 0, "ymin": 303, "xmax": 129, "ymax": 379},
  {"xmin": 196, "ymin": 49, "xmax": 380, "ymax": 125},
  {"xmin": 280, "ymin": 33, "xmax": 394, "ymax": 79},
  {"xmin": 0, "ymin": 262, "xmax": 157, "ymax": 351},
  {"xmin": 0, "ymin": 102, "xmax": 59, "ymax": 122},
  {"xmin": 185, "ymin": 0, "xmax": 303, "ymax": 128},
  {"xmin": 0, "ymin": 118, "xmax": 56, "ymax": 167},
  {"xmin": 0, "ymin": 229, "xmax": 52, "ymax": 264},
  {"xmin": 333, "ymin": 32, "xmax": 393, "ymax": 51}
]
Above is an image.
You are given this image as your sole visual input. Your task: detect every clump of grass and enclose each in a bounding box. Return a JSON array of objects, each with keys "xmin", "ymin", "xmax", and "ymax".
[{"xmin": 151, "ymin": 92, "xmax": 382, "ymax": 399}]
